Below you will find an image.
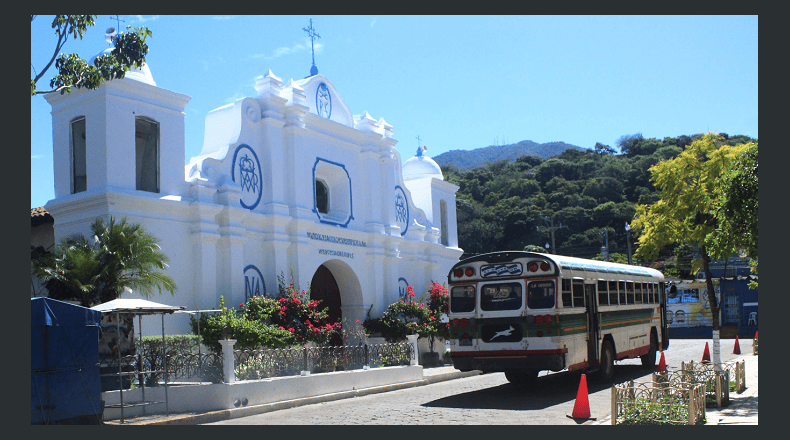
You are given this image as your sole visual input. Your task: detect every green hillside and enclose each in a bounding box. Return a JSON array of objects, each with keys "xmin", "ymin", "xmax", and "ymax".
[{"xmin": 442, "ymin": 133, "xmax": 756, "ymax": 277}]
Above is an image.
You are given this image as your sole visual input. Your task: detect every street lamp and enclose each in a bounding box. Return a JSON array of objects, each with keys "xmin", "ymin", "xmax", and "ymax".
[{"xmin": 545, "ymin": 242, "xmax": 551, "ymax": 254}]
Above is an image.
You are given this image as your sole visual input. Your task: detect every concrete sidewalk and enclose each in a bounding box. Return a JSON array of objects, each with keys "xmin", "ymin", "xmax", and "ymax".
[
  {"xmin": 105, "ymin": 365, "xmax": 481, "ymax": 425},
  {"xmin": 706, "ymin": 353, "xmax": 758, "ymax": 425}
]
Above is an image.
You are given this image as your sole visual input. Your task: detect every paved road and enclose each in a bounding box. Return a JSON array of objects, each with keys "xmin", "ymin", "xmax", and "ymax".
[{"xmin": 206, "ymin": 338, "xmax": 752, "ymax": 425}]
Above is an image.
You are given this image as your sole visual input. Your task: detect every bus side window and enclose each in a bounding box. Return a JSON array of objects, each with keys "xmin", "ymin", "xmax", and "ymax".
[
  {"xmin": 619, "ymin": 281, "xmax": 626, "ymax": 305},
  {"xmin": 598, "ymin": 280, "xmax": 608, "ymax": 306},
  {"xmin": 609, "ymin": 281, "xmax": 618, "ymax": 305},
  {"xmin": 562, "ymin": 279, "xmax": 572, "ymax": 307},
  {"xmin": 572, "ymin": 281, "xmax": 585, "ymax": 308},
  {"xmin": 626, "ymin": 282, "xmax": 635, "ymax": 304},
  {"xmin": 634, "ymin": 282, "xmax": 642, "ymax": 303}
]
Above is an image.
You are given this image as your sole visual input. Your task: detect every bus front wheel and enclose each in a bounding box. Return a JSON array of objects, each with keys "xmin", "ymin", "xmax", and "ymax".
[{"xmin": 599, "ymin": 341, "xmax": 615, "ymax": 382}]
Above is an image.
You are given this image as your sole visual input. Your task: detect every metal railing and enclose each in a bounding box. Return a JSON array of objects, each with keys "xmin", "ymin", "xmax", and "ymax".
[
  {"xmin": 612, "ymin": 379, "xmax": 706, "ymax": 425},
  {"xmin": 654, "ymin": 360, "xmax": 745, "ymax": 408},
  {"xmin": 233, "ymin": 342, "xmax": 414, "ymax": 381}
]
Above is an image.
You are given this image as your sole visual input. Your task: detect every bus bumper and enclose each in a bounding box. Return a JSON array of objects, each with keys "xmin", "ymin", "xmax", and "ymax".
[{"xmin": 450, "ymin": 351, "xmax": 565, "ymax": 373}]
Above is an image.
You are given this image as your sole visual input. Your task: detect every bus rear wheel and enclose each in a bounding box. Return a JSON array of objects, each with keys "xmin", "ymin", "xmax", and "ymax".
[
  {"xmin": 641, "ymin": 334, "xmax": 658, "ymax": 368},
  {"xmin": 599, "ymin": 340, "xmax": 615, "ymax": 382},
  {"xmin": 505, "ymin": 369, "xmax": 538, "ymax": 385}
]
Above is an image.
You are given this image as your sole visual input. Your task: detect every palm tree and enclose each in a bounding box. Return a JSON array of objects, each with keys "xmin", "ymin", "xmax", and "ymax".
[{"xmin": 32, "ymin": 217, "xmax": 177, "ymax": 307}]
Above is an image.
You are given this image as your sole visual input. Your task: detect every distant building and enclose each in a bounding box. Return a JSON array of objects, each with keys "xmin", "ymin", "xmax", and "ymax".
[{"xmin": 36, "ymin": 31, "xmax": 462, "ymax": 336}]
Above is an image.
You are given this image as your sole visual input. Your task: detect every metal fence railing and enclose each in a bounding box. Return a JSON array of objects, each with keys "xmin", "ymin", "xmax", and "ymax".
[
  {"xmin": 233, "ymin": 342, "xmax": 414, "ymax": 381},
  {"xmin": 98, "ymin": 340, "xmax": 416, "ymax": 387},
  {"xmin": 612, "ymin": 379, "xmax": 706, "ymax": 425}
]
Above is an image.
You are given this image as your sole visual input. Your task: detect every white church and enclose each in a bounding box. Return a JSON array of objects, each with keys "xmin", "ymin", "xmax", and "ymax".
[{"xmin": 37, "ymin": 28, "xmax": 463, "ymax": 337}]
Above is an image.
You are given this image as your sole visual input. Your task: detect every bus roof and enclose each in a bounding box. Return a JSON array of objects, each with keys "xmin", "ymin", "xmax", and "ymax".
[{"xmin": 454, "ymin": 251, "xmax": 664, "ymax": 281}]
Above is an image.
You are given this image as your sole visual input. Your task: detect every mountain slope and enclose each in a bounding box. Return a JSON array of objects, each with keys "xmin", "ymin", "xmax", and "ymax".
[{"xmin": 433, "ymin": 140, "xmax": 585, "ymax": 170}]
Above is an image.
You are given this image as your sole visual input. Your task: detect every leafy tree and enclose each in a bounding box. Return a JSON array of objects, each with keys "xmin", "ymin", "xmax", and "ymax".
[
  {"xmin": 712, "ymin": 142, "xmax": 758, "ymax": 288},
  {"xmin": 32, "ymin": 217, "xmax": 176, "ymax": 307},
  {"xmin": 631, "ymin": 133, "xmax": 751, "ymax": 367},
  {"xmin": 594, "ymin": 142, "xmax": 617, "ymax": 155},
  {"xmin": 617, "ymin": 133, "xmax": 644, "ymax": 156},
  {"xmin": 712, "ymin": 143, "xmax": 758, "ymax": 259},
  {"xmin": 31, "ymin": 15, "xmax": 152, "ymax": 97}
]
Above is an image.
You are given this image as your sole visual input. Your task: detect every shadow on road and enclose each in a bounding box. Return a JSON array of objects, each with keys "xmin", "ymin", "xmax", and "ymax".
[{"xmin": 422, "ymin": 364, "xmax": 653, "ymax": 411}]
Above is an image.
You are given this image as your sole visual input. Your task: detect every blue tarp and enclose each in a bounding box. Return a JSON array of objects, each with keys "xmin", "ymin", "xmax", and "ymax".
[{"xmin": 31, "ymin": 298, "xmax": 103, "ymax": 424}]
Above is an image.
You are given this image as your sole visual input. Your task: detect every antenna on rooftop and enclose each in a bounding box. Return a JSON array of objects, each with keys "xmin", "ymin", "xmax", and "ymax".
[{"xmin": 303, "ymin": 18, "xmax": 321, "ymax": 76}]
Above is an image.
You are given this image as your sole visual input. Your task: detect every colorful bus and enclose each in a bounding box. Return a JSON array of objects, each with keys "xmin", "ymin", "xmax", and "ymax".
[{"xmin": 447, "ymin": 251, "xmax": 668, "ymax": 384}]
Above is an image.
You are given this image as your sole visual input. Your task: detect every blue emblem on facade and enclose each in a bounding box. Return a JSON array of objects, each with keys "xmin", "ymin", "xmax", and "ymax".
[
  {"xmin": 316, "ymin": 82, "xmax": 332, "ymax": 118},
  {"xmin": 394, "ymin": 185, "xmax": 409, "ymax": 236},
  {"xmin": 481, "ymin": 263, "xmax": 523, "ymax": 278},
  {"xmin": 231, "ymin": 144, "xmax": 263, "ymax": 211},
  {"xmin": 244, "ymin": 264, "xmax": 266, "ymax": 302}
]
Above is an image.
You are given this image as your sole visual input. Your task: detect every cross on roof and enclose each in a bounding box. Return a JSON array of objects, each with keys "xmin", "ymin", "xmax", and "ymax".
[
  {"xmin": 303, "ymin": 18, "xmax": 321, "ymax": 76},
  {"xmin": 110, "ymin": 15, "xmax": 125, "ymax": 31}
]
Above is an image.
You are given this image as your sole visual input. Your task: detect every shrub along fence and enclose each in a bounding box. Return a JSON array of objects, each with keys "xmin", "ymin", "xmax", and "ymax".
[{"xmin": 611, "ymin": 359, "xmax": 747, "ymax": 425}]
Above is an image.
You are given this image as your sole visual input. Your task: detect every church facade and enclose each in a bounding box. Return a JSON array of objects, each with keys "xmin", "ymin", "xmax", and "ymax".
[{"xmin": 42, "ymin": 42, "xmax": 463, "ymax": 336}]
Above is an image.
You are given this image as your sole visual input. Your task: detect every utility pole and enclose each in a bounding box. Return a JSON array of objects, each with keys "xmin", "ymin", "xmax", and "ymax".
[
  {"xmin": 536, "ymin": 216, "xmax": 567, "ymax": 254},
  {"xmin": 600, "ymin": 228, "xmax": 610, "ymax": 261},
  {"xmin": 625, "ymin": 222, "xmax": 633, "ymax": 265}
]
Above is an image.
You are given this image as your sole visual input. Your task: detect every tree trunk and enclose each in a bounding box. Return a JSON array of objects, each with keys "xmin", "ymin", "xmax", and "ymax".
[{"xmin": 701, "ymin": 247, "xmax": 722, "ymax": 370}]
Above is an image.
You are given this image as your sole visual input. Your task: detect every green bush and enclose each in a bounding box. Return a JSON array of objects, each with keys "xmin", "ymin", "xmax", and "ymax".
[
  {"xmin": 363, "ymin": 282, "xmax": 450, "ymax": 352},
  {"xmin": 190, "ymin": 297, "xmax": 297, "ymax": 351},
  {"xmin": 618, "ymin": 397, "xmax": 693, "ymax": 425}
]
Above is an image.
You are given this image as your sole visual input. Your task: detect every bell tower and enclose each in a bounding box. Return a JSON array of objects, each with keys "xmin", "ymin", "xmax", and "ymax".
[{"xmin": 44, "ymin": 28, "xmax": 190, "ymax": 200}]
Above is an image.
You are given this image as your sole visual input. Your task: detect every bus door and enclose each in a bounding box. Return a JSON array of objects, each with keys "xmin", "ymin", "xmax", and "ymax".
[{"xmin": 585, "ymin": 282, "xmax": 600, "ymax": 369}]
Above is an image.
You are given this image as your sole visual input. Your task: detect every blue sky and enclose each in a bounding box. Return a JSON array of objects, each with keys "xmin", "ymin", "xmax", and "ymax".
[{"xmin": 30, "ymin": 15, "xmax": 758, "ymax": 209}]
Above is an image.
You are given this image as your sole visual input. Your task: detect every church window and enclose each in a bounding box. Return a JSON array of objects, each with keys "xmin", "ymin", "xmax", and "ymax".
[
  {"xmin": 440, "ymin": 199, "xmax": 449, "ymax": 246},
  {"xmin": 316, "ymin": 179, "xmax": 329, "ymax": 214},
  {"xmin": 312, "ymin": 158, "xmax": 353, "ymax": 227},
  {"xmin": 135, "ymin": 117, "xmax": 159, "ymax": 193},
  {"xmin": 70, "ymin": 117, "xmax": 87, "ymax": 194}
]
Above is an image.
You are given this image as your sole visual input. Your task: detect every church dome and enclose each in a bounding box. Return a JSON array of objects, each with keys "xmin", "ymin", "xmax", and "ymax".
[{"xmin": 402, "ymin": 147, "xmax": 444, "ymax": 181}]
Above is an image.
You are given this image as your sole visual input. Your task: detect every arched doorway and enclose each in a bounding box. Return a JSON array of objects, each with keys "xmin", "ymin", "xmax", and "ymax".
[{"xmin": 310, "ymin": 265, "xmax": 343, "ymax": 346}]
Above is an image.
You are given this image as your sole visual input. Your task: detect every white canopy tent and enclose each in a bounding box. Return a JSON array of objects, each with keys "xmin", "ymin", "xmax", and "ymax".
[{"xmin": 91, "ymin": 298, "xmax": 185, "ymax": 423}]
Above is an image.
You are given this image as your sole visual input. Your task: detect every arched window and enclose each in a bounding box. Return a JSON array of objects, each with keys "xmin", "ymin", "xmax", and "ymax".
[
  {"xmin": 70, "ymin": 117, "xmax": 87, "ymax": 193},
  {"xmin": 135, "ymin": 117, "xmax": 159, "ymax": 193},
  {"xmin": 315, "ymin": 179, "xmax": 329, "ymax": 214}
]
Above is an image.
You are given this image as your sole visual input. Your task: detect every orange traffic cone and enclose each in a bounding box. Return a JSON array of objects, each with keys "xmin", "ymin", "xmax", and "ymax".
[
  {"xmin": 658, "ymin": 352, "xmax": 667, "ymax": 372},
  {"xmin": 702, "ymin": 341, "xmax": 711, "ymax": 363},
  {"xmin": 567, "ymin": 374, "xmax": 595, "ymax": 420},
  {"xmin": 733, "ymin": 336, "xmax": 741, "ymax": 354}
]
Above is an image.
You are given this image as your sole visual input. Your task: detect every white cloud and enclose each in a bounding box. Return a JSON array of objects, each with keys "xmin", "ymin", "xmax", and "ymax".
[
  {"xmin": 371, "ymin": 16, "xmax": 378, "ymax": 27},
  {"xmin": 212, "ymin": 16, "xmax": 236, "ymax": 20},
  {"xmin": 133, "ymin": 15, "xmax": 160, "ymax": 23},
  {"xmin": 248, "ymin": 39, "xmax": 314, "ymax": 60},
  {"xmin": 31, "ymin": 155, "xmax": 45, "ymax": 160}
]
